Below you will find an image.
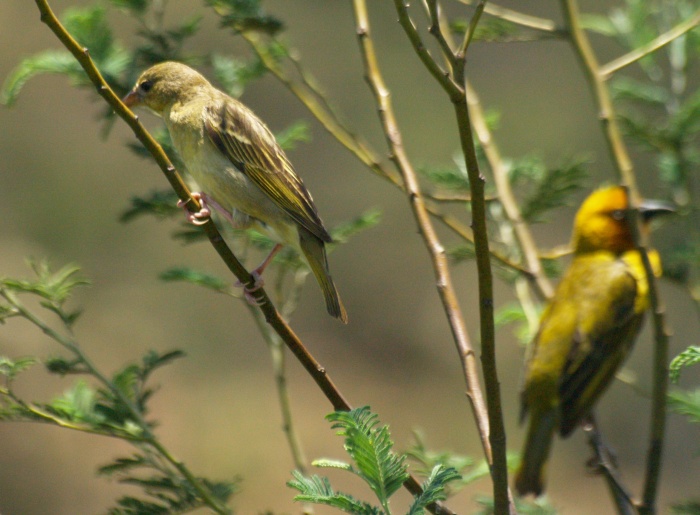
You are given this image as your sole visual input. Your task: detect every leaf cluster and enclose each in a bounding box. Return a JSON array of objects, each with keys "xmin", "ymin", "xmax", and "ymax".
[
  {"xmin": 0, "ymin": 261, "xmax": 235, "ymax": 514},
  {"xmin": 288, "ymin": 407, "xmax": 461, "ymax": 515}
]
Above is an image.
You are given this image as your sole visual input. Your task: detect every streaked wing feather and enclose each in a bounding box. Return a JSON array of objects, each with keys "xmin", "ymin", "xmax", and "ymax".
[{"xmin": 204, "ymin": 100, "xmax": 331, "ymax": 242}]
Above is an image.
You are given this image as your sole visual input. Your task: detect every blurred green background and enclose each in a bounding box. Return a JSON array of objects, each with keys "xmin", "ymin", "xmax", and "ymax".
[{"xmin": 1, "ymin": 1, "xmax": 699, "ymax": 514}]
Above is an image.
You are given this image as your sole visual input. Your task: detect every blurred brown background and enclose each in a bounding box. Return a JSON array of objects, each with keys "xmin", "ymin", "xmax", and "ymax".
[{"xmin": 1, "ymin": 1, "xmax": 699, "ymax": 514}]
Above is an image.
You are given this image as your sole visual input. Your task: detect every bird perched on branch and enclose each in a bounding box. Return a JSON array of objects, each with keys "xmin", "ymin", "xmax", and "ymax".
[
  {"xmin": 515, "ymin": 185, "xmax": 672, "ymax": 497},
  {"xmin": 123, "ymin": 61, "xmax": 347, "ymax": 323}
]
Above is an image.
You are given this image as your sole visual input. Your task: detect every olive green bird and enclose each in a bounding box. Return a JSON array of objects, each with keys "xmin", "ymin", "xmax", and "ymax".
[
  {"xmin": 123, "ymin": 62, "xmax": 347, "ymax": 323},
  {"xmin": 515, "ymin": 185, "xmax": 672, "ymax": 496}
]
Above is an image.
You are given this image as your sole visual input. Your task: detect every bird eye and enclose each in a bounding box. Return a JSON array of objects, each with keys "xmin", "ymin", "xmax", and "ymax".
[
  {"xmin": 611, "ymin": 209, "xmax": 626, "ymax": 221},
  {"xmin": 138, "ymin": 80, "xmax": 153, "ymax": 93}
]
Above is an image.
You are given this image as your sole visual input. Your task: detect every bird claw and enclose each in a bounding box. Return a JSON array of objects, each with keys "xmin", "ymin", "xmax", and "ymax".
[
  {"xmin": 236, "ymin": 271, "xmax": 265, "ymax": 306},
  {"xmin": 178, "ymin": 192, "xmax": 211, "ymax": 226}
]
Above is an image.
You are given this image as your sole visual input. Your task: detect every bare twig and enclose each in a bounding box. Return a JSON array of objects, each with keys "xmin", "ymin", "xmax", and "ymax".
[
  {"xmin": 427, "ymin": 5, "xmax": 553, "ymax": 305},
  {"xmin": 352, "ymin": 4, "xmax": 487, "ymax": 512},
  {"xmin": 391, "ymin": 1, "xmax": 512, "ymax": 512},
  {"xmin": 600, "ymin": 8, "xmax": 700, "ymax": 80},
  {"xmin": 583, "ymin": 416, "xmax": 637, "ymax": 515},
  {"xmin": 455, "ymin": 0, "xmax": 559, "ymax": 33},
  {"xmin": 560, "ymin": 2, "xmax": 672, "ymax": 512}
]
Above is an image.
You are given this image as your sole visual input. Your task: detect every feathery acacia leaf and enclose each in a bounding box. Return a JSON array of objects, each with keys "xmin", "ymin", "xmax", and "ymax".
[{"xmin": 327, "ymin": 407, "xmax": 409, "ymax": 503}]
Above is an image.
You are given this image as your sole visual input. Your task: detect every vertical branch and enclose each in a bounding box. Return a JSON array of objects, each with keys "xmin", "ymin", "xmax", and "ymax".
[
  {"xmin": 465, "ymin": 82, "xmax": 554, "ymax": 301},
  {"xmin": 351, "ymin": 0, "xmax": 492, "ymax": 460},
  {"xmin": 560, "ymin": 2, "xmax": 672, "ymax": 512},
  {"xmin": 390, "ymin": 2, "xmax": 512, "ymax": 512},
  {"xmin": 559, "ymin": 0, "xmax": 637, "ymax": 195}
]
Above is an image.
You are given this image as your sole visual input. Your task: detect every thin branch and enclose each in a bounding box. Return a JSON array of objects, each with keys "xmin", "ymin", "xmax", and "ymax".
[
  {"xmin": 600, "ymin": 8, "xmax": 700, "ymax": 80},
  {"xmin": 455, "ymin": 0, "xmax": 559, "ymax": 33},
  {"xmin": 426, "ymin": 0, "xmax": 457, "ymax": 68},
  {"xmin": 583, "ymin": 416, "xmax": 637, "ymax": 515},
  {"xmin": 352, "ymin": 4, "xmax": 486, "ymax": 513},
  {"xmin": 560, "ymin": 2, "xmax": 672, "ymax": 512},
  {"xmin": 427, "ymin": 5, "xmax": 553, "ymax": 303},
  {"xmin": 457, "ymin": 0, "xmax": 487, "ymax": 57},
  {"xmin": 393, "ymin": 1, "xmax": 464, "ymax": 100},
  {"xmin": 560, "ymin": 0, "xmax": 636, "ymax": 193},
  {"xmin": 394, "ymin": 1, "xmax": 512, "ymax": 512},
  {"xmin": 466, "ymin": 81, "xmax": 554, "ymax": 301}
]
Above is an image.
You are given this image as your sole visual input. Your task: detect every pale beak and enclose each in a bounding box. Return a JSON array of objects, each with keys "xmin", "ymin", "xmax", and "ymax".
[
  {"xmin": 122, "ymin": 89, "xmax": 140, "ymax": 108},
  {"xmin": 639, "ymin": 199, "xmax": 675, "ymax": 222}
]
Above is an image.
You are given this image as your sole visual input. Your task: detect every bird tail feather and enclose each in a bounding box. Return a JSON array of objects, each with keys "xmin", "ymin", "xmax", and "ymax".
[
  {"xmin": 299, "ymin": 227, "xmax": 348, "ymax": 324},
  {"xmin": 515, "ymin": 408, "xmax": 557, "ymax": 497}
]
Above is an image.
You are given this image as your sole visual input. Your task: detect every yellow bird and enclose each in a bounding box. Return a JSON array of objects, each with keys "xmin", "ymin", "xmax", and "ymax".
[
  {"xmin": 515, "ymin": 185, "xmax": 672, "ymax": 496},
  {"xmin": 123, "ymin": 62, "xmax": 347, "ymax": 323}
]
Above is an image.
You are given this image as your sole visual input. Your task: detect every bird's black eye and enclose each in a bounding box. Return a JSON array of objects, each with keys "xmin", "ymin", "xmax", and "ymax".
[
  {"xmin": 139, "ymin": 80, "xmax": 153, "ymax": 93},
  {"xmin": 611, "ymin": 209, "xmax": 626, "ymax": 221}
]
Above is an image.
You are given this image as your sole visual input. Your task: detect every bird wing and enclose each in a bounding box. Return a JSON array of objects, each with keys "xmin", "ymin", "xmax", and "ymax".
[
  {"xmin": 204, "ymin": 99, "xmax": 332, "ymax": 243},
  {"xmin": 556, "ymin": 256, "xmax": 643, "ymax": 436}
]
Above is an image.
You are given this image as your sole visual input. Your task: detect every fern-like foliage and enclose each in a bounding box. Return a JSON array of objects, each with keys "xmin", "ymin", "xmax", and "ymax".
[
  {"xmin": 288, "ymin": 471, "xmax": 382, "ymax": 515},
  {"xmin": 406, "ymin": 465, "xmax": 461, "ymax": 515},
  {"xmin": 670, "ymin": 346, "xmax": 700, "ymax": 383},
  {"xmin": 288, "ymin": 407, "xmax": 461, "ymax": 515},
  {"xmin": 327, "ymin": 407, "xmax": 410, "ymax": 507}
]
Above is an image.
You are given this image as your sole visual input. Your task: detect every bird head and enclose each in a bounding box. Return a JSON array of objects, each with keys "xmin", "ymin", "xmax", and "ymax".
[
  {"xmin": 122, "ymin": 61, "xmax": 210, "ymax": 114},
  {"xmin": 572, "ymin": 185, "xmax": 674, "ymax": 254}
]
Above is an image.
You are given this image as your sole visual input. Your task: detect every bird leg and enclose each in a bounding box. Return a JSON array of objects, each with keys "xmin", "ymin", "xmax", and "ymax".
[{"xmin": 235, "ymin": 243, "xmax": 283, "ymax": 306}]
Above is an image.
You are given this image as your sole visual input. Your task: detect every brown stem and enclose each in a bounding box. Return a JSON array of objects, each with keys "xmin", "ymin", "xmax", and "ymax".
[{"xmin": 390, "ymin": 2, "xmax": 512, "ymax": 512}]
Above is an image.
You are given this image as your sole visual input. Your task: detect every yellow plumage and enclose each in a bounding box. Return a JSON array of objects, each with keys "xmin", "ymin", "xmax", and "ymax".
[{"xmin": 515, "ymin": 186, "xmax": 670, "ymax": 496}]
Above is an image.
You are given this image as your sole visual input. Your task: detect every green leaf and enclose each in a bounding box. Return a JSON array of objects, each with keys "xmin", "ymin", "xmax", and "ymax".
[
  {"xmin": 2, "ymin": 260, "xmax": 89, "ymax": 305},
  {"xmin": 211, "ymin": 53, "xmax": 267, "ymax": 98},
  {"xmin": 668, "ymin": 389, "xmax": 700, "ymax": 424},
  {"xmin": 330, "ymin": 209, "xmax": 382, "ymax": 245},
  {"xmin": 612, "ymin": 76, "xmax": 670, "ymax": 106},
  {"xmin": 287, "ymin": 471, "xmax": 382, "ymax": 515},
  {"xmin": 670, "ymin": 346, "xmax": 700, "ymax": 383},
  {"xmin": 512, "ymin": 157, "xmax": 589, "ymax": 224},
  {"xmin": 107, "ymin": 0, "xmax": 150, "ymax": 15},
  {"xmin": 447, "ymin": 243, "xmax": 475, "ymax": 264},
  {"xmin": 407, "ymin": 465, "xmax": 461, "ymax": 515},
  {"xmin": 418, "ymin": 164, "xmax": 469, "ymax": 192},
  {"xmin": 312, "ymin": 458, "xmax": 355, "ymax": 472},
  {"xmin": 1, "ymin": 51, "xmax": 81, "ymax": 106},
  {"xmin": 672, "ymin": 500, "xmax": 700, "ymax": 514},
  {"xmin": 0, "ymin": 356, "xmax": 37, "ymax": 380},
  {"xmin": 50, "ymin": 380, "xmax": 106, "ymax": 424},
  {"xmin": 159, "ymin": 267, "xmax": 229, "ymax": 293},
  {"xmin": 276, "ymin": 121, "xmax": 311, "ymax": 151},
  {"xmin": 120, "ymin": 190, "xmax": 180, "ymax": 223},
  {"xmin": 206, "ymin": 0, "xmax": 284, "ymax": 35},
  {"xmin": 327, "ymin": 407, "xmax": 409, "ymax": 504}
]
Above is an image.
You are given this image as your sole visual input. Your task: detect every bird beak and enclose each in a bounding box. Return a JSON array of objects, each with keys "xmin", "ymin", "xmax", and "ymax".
[
  {"xmin": 639, "ymin": 199, "xmax": 675, "ymax": 222},
  {"xmin": 122, "ymin": 89, "xmax": 141, "ymax": 108}
]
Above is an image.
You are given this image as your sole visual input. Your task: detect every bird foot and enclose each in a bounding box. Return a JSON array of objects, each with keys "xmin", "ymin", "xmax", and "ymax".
[
  {"xmin": 178, "ymin": 192, "xmax": 211, "ymax": 226},
  {"xmin": 236, "ymin": 271, "xmax": 265, "ymax": 306}
]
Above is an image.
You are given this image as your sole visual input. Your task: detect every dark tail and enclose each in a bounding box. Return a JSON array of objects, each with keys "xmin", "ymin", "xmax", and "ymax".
[
  {"xmin": 298, "ymin": 227, "xmax": 348, "ymax": 323},
  {"xmin": 515, "ymin": 408, "xmax": 557, "ymax": 497}
]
